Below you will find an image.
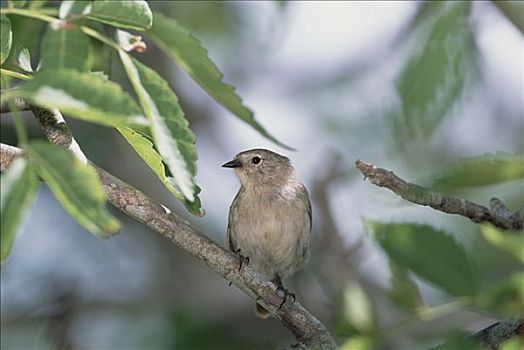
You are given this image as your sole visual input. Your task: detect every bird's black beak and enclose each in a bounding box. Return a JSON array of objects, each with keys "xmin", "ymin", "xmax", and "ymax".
[{"xmin": 222, "ymin": 159, "xmax": 242, "ymax": 168}]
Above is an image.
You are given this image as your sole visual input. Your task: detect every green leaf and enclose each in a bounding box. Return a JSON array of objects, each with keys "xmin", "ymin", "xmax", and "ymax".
[
  {"xmin": 118, "ymin": 51, "xmax": 202, "ymax": 213},
  {"xmin": 340, "ymin": 336, "xmax": 376, "ymax": 350},
  {"xmin": 395, "ymin": 1, "xmax": 474, "ymax": 140},
  {"xmin": 474, "ymin": 273, "xmax": 524, "ymax": 316},
  {"xmin": 1, "ymin": 158, "xmax": 38, "ymax": 263},
  {"xmin": 28, "ymin": 1, "xmax": 49, "ymax": 10},
  {"xmin": 40, "ymin": 23, "xmax": 91, "ymax": 71},
  {"xmin": 59, "ymin": 0, "xmax": 92, "ymax": 20},
  {"xmin": 366, "ymin": 221, "xmax": 478, "ymax": 296},
  {"xmin": 1, "ymin": 14, "xmax": 12, "ymax": 64},
  {"xmin": 25, "ymin": 141, "xmax": 121, "ymax": 237},
  {"xmin": 148, "ymin": 12, "xmax": 291, "ymax": 150},
  {"xmin": 11, "ymin": 69, "xmax": 148, "ymax": 127},
  {"xmin": 342, "ymin": 281, "xmax": 375, "ymax": 335},
  {"xmin": 481, "ymin": 225, "xmax": 524, "ymax": 263},
  {"xmin": 429, "ymin": 154, "xmax": 524, "ymax": 189},
  {"xmin": 117, "ymin": 127, "xmax": 203, "ymax": 216},
  {"xmin": 87, "ymin": 0, "xmax": 152, "ymax": 31},
  {"xmin": 388, "ymin": 262, "xmax": 424, "ymax": 312},
  {"xmin": 9, "ymin": 0, "xmax": 27, "ymax": 8}
]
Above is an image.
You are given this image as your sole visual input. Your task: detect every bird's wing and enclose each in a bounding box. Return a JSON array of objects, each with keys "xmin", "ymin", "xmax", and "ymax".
[
  {"xmin": 298, "ymin": 184, "xmax": 312, "ymax": 233},
  {"xmin": 226, "ymin": 191, "xmax": 241, "ymax": 252}
]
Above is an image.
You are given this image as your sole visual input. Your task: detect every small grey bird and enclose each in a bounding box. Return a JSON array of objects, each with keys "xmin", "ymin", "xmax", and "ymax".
[{"xmin": 222, "ymin": 149, "xmax": 312, "ymax": 318}]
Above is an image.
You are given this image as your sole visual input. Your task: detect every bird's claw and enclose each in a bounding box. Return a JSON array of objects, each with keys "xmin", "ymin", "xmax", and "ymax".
[
  {"xmin": 229, "ymin": 249, "xmax": 250, "ymax": 286},
  {"xmin": 277, "ymin": 286, "xmax": 296, "ymax": 309},
  {"xmin": 233, "ymin": 248, "xmax": 250, "ymax": 272}
]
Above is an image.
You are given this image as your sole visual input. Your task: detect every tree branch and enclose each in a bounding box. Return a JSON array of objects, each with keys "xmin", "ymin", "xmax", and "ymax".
[
  {"xmin": 355, "ymin": 160, "xmax": 523, "ymax": 230},
  {"xmin": 0, "ymin": 143, "xmax": 337, "ymax": 349}
]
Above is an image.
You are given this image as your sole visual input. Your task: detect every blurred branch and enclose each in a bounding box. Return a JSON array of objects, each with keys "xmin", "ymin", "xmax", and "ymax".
[
  {"xmin": 433, "ymin": 317, "xmax": 524, "ymax": 350},
  {"xmin": 492, "ymin": 0, "xmax": 524, "ymax": 34},
  {"xmin": 355, "ymin": 160, "xmax": 523, "ymax": 230},
  {"xmin": 0, "ymin": 101, "xmax": 338, "ymax": 349},
  {"xmin": 474, "ymin": 317, "xmax": 524, "ymax": 349}
]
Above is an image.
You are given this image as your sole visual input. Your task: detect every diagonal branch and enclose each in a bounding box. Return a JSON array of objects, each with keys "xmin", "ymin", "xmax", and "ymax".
[
  {"xmin": 0, "ymin": 142, "xmax": 337, "ymax": 350},
  {"xmin": 355, "ymin": 160, "xmax": 523, "ymax": 231}
]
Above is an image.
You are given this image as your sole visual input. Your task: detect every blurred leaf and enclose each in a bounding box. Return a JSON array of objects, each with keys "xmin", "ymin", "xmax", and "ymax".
[
  {"xmin": 366, "ymin": 221, "xmax": 478, "ymax": 296},
  {"xmin": 500, "ymin": 338, "xmax": 524, "ymax": 350},
  {"xmin": 395, "ymin": 1, "xmax": 474, "ymax": 140},
  {"xmin": 482, "ymin": 225, "xmax": 524, "ymax": 263},
  {"xmin": 388, "ymin": 262, "xmax": 424, "ymax": 312},
  {"xmin": 342, "ymin": 282, "xmax": 376, "ymax": 335},
  {"xmin": 16, "ymin": 47, "xmax": 33, "ymax": 72},
  {"xmin": 1, "ymin": 14, "xmax": 12, "ymax": 64},
  {"xmin": 3, "ymin": 15, "xmax": 45, "ymax": 71},
  {"xmin": 118, "ymin": 51, "xmax": 202, "ymax": 212},
  {"xmin": 59, "ymin": 0, "xmax": 92, "ymax": 20},
  {"xmin": 28, "ymin": 0, "xmax": 48, "ymax": 10},
  {"xmin": 118, "ymin": 127, "xmax": 203, "ymax": 216},
  {"xmin": 492, "ymin": 0, "xmax": 524, "ymax": 34},
  {"xmin": 25, "ymin": 141, "xmax": 121, "ymax": 236},
  {"xmin": 429, "ymin": 154, "xmax": 524, "ymax": 189},
  {"xmin": 87, "ymin": 0, "xmax": 152, "ymax": 31},
  {"xmin": 340, "ymin": 336, "xmax": 376, "ymax": 350},
  {"xmin": 9, "ymin": 0, "xmax": 27, "ymax": 8},
  {"xmin": 40, "ymin": 23, "xmax": 91, "ymax": 70},
  {"xmin": 148, "ymin": 12, "xmax": 292, "ymax": 150},
  {"xmin": 10, "ymin": 69, "xmax": 148, "ymax": 127},
  {"xmin": 474, "ymin": 273, "xmax": 524, "ymax": 316},
  {"xmin": 0, "ymin": 158, "xmax": 38, "ymax": 263}
]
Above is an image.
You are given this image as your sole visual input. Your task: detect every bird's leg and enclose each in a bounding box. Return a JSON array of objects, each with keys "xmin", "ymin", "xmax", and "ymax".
[
  {"xmin": 229, "ymin": 248, "xmax": 249, "ymax": 286},
  {"xmin": 272, "ymin": 276, "xmax": 295, "ymax": 309}
]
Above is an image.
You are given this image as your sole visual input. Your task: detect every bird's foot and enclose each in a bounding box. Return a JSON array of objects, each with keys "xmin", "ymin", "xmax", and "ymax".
[
  {"xmin": 228, "ymin": 248, "xmax": 249, "ymax": 286},
  {"xmin": 276, "ymin": 285, "xmax": 295, "ymax": 309}
]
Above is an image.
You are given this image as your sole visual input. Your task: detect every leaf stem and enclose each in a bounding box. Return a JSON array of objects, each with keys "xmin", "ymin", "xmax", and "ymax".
[
  {"xmin": 0, "ymin": 7, "xmax": 56, "ymax": 23},
  {"xmin": 0, "ymin": 68, "xmax": 32, "ymax": 81}
]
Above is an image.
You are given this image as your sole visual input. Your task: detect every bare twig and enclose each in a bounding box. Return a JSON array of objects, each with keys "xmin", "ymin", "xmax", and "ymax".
[
  {"xmin": 0, "ymin": 143, "xmax": 337, "ymax": 350},
  {"xmin": 432, "ymin": 317, "xmax": 524, "ymax": 350},
  {"xmin": 474, "ymin": 317, "xmax": 524, "ymax": 349},
  {"xmin": 355, "ymin": 160, "xmax": 523, "ymax": 230}
]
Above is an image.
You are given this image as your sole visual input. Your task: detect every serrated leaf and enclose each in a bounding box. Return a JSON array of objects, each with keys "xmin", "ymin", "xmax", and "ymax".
[
  {"xmin": 40, "ymin": 23, "xmax": 91, "ymax": 71},
  {"xmin": 481, "ymin": 225, "xmax": 524, "ymax": 263},
  {"xmin": 25, "ymin": 141, "xmax": 121, "ymax": 237},
  {"xmin": 1, "ymin": 158, "xmax": 38, "ymax": 263},
  {"xmin": 388, "ymin": 262, "xmax": 424, "ymax": 312},
  {"xmin": 11, "ymin": 69, "xmax": 147, "ymax": 127},
  {"xmin": 86, "ymin": 0, "xmax": 152, "ymax": 31},
  {"xmin": 395, "ymin": 1, "xmax": 474, "ymax": 140},
  {"xmin": 118, "ymin": 51, "xmax": 202, "ymax": 212},
  {"xmin": 1, "ymin": 14, "xmax": 12, "ymax": 65},
  {"xmin": 117, "ymin": 127, "xmax": 203, "ymax": 216},
  {"xmin": 429, "ymin": 154, "xmax": 524, "ymax": 189},
  {"xmin": 366, "ymin": 221, "xmax": 478, "ymax": 296},
  {"xmin": 148, "ymin": 12, "xmax": 291, "ymax": 150},
  {"xmin": 16, "ymin": 47, "xmax": 33, "ymax": 72}
]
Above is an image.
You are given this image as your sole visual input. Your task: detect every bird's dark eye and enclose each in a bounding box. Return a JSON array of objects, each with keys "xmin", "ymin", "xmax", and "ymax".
[{"xmin": 252, "ymin": 156, "xmax": 261, "ymax": 165}]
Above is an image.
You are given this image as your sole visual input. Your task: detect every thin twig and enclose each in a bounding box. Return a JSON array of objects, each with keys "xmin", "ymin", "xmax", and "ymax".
[{"xmin": 355, "ymin": 160, "xmax": 523, "ymax": 230}]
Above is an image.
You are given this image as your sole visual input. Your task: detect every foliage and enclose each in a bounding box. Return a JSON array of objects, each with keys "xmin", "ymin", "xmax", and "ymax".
[{"xmin": 0, "ymin": 0, "xmax": 284, "ymax": 249}]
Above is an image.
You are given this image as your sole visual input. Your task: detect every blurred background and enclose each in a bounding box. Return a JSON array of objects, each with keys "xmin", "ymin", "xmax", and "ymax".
[{"xmin": 1, "ymin": 1, "xmax": 523, "ymax": 349}]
